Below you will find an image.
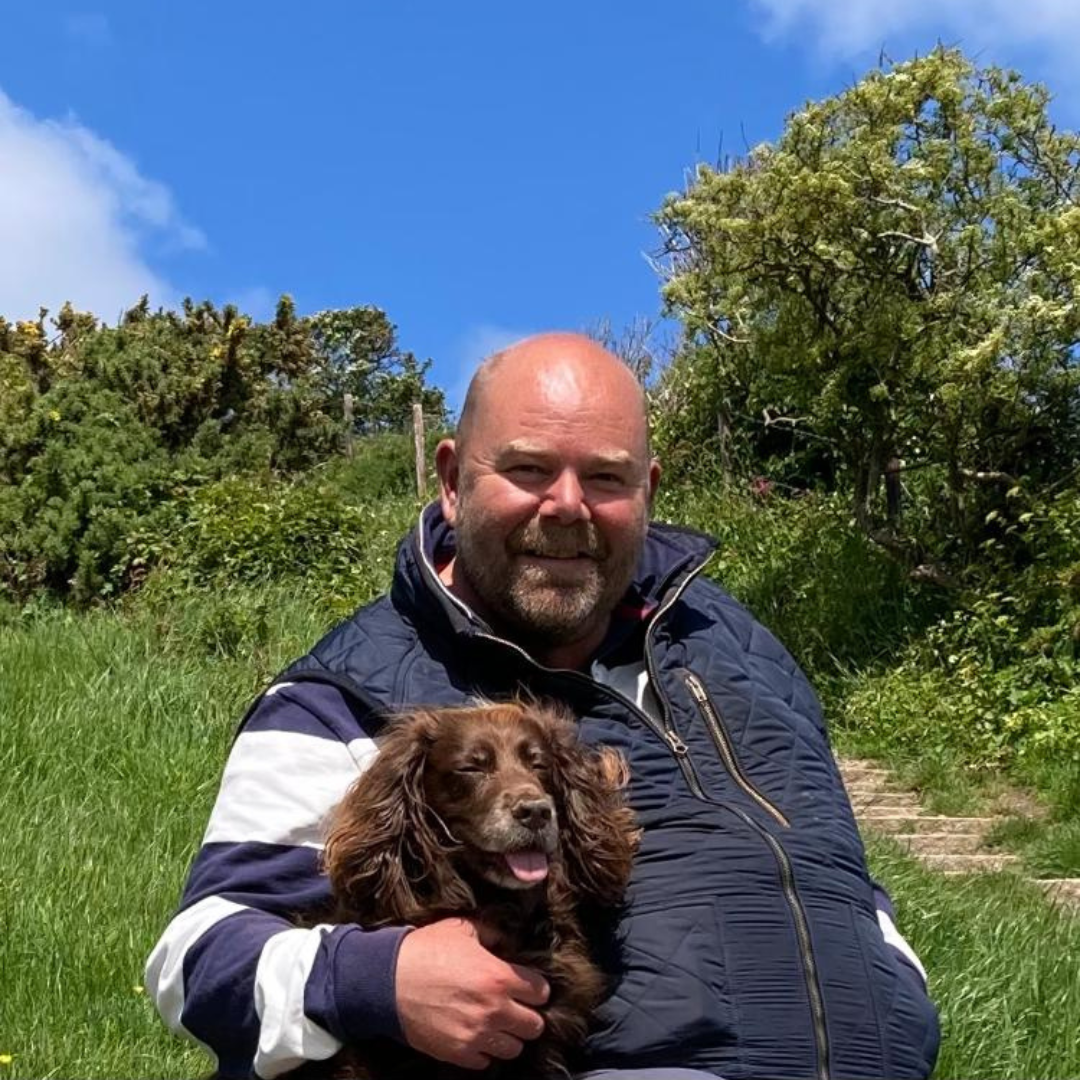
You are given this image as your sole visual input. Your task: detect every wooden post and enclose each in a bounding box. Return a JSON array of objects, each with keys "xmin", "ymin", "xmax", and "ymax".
[
  {"xmin": 343, "ymin": 393, "xmax": 354, "ymax": 459},
  {"xmin": 886, "ymin": 456, "xmax": 902, "ymax": 523},
  {"xmin": 717, "ymin": 411, "xmax": 733, "ymax": 483},
  {"xmin": 412, "ymin": 403, "xmax": 426, "ymax": 500}
]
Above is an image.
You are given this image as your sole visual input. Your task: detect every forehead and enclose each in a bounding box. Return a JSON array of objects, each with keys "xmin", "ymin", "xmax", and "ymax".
[
  {"xmin": 469, "ymin": 358, "xmax": 648, "ymax": 462},
  {"xmin": 434, "ymin": 709, "xmax": 547, "ymax": 751}
]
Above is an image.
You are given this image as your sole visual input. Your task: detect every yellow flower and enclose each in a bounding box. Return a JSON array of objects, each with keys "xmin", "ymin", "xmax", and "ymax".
[
  {"xmin": 133, "ymin": 985, "xmax": 145, "ymax": 994},
  {"xmin": 0, "ymin": 1054, "xmax": 13, "ymax": 1065},
  {"xmin": 48, "ymin": 409, "xmax": 61, "ymax": 422}
]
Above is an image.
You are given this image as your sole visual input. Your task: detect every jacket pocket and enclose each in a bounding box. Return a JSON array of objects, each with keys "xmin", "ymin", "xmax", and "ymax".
[{"xmin": 586, "ymin": 899, "xmax": 740, "ymax": 1067}]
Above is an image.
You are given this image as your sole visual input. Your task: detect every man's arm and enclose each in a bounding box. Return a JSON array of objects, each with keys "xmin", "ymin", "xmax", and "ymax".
[
  {"xmin": 145, "ymin": 682, "xmax": 410, "ymax": 1079},
  {"xmin": 146, "ymin": 681, "xmax": 548, "ymax": 1079},
  {"xmin": 872, "ymin": 883, "xmax": 929, "ymax": 985},
  {"xmin": 781, "ymin": 643, "xmax": 934, "ymax": 994}
]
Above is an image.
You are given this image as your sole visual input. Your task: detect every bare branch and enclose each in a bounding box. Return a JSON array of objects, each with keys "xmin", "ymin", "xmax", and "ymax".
[
  {"xmin": 878, "ymin": 230, "xmax": 939, "ymax": 253},
  {"xmin": 870, "ymin": 194, "xmax": 922, "ymax": 215},
  {"xmin": 909, "ymin": 563, "xmax": 959, "ymax": 589},
  {"xmin": 705, "ymin": 322, "xmax": 750, "ymax": 346},
  {"xmin": 960, "ymin": 468, "xmax": 1018, "ymax": 485},
  {"xmin": 762, "ymin": 408, "xmax": 808, "ymax": 427}
]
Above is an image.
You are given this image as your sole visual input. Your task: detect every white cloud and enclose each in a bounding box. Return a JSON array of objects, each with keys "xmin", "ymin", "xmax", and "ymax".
[
  {"xmin": 0, "ymin": 88, "xmax": 202, "ymax": 323},
  {"xmin": 751, "ymin": 0, "xmax": 1080, "ymax": 67},
  {"xmin": 447, "ymin": 322, "xmax": 538, "ymax": 413}
]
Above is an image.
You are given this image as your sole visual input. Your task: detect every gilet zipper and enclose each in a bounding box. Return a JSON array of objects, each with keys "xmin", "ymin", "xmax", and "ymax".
[
  {"xmin": 683, "ymin": 670, "xmax": 790, "ymax": 828},
  {"xmin": 420, "ymin": 536, "xmax": 830, "ymax": 1079}
]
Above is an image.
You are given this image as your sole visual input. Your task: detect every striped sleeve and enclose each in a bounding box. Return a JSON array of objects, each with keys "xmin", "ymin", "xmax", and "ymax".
[
  {"xmin": 145, "ymin": 681, "xmax": 411, "ymax": 1079},
  {"xmin": 872, "ymin": 881, "xmax": 929, "ymax": 986}
]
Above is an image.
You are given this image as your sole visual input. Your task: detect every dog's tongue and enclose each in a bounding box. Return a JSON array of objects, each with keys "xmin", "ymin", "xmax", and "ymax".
[{"xmin": 505, "ymin": 850, "xmax": 549, "ymax": 883}]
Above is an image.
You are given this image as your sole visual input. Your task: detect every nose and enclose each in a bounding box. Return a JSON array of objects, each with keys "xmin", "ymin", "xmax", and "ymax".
[
  {"xmin": 540, "ymin": 469, "xmax": 590, "ymax": 524},
  {"xmin": 512, "ymin": 797, "xmax": 554, "ymax": 831}
]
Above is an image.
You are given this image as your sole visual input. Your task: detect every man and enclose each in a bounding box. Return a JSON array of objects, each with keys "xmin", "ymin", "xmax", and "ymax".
[{"xmin": 147, "ymin": 333, "xmax": 939, "ymax": 1079}]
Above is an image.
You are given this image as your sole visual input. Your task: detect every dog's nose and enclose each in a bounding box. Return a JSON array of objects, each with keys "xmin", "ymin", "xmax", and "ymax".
[{"xmin": 512, "ymin": 798, "xmax": 553, "ymax": 831}]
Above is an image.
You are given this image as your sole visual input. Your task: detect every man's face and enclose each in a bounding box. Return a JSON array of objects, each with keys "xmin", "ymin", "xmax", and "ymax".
[{"xmin": 439, "ymin": 356, "xmax": 659, "ymax": 651}]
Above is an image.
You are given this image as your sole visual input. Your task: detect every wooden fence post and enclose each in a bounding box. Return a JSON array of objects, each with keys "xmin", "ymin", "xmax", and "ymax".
[
  {"xmin": 413, "ymin": 403, "xmax": 427, "ymax": 500},
  {"xmin": 343, "ymin": 393, "xmax": 354, "ymax": 459}
]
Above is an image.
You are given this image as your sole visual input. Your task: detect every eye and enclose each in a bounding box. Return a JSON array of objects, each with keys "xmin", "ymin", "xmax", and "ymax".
[
  {"xmin": 589, "ymin": 471, "xmax": 627, "ymax": 488},
  {"xmin": 506, "ymin": 463, "xmax": 548, "ymax": 481},
  {"xmin": 455, "ymin": 760, "xmax": 489, "ymax": 775},
  {"xmin": 452, "ymin": 746, "xmax": 493, "ymax": 775}
]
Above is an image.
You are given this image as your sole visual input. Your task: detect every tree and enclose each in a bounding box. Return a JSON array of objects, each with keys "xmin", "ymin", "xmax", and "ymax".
[
  {"xmin": 304, "ymin": 306, "xmax": 446, "ymax": 434},
  {"xmin": 0, "ymin": 294, "xmax": 448, "ymax": 601},
  {"xmin": 656, "ymin": 48, "xmax": 1080, "ymax": 579}
]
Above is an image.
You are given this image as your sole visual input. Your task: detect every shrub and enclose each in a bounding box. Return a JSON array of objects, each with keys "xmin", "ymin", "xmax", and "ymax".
[
  {"xmin": 0, "ymin": 382, "xmax": 170, "ymax": 602},
  {"xmin": 126, "ymin": 472, "xmax": 418, "ymax": 617},
  {"xmin": 656, "ymin": 478, "xmax": 943, "ymax": 678}
]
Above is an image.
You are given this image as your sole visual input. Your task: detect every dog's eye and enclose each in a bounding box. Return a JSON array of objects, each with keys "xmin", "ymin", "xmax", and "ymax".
[{"xmin": 455, "ymin": 761, "xmax": 489, "ymax": 775}]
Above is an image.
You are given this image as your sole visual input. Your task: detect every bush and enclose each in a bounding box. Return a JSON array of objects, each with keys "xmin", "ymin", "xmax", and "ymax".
[
  {"xmin": 0, "ymin": 382, "xmax": 170, "ymax": 602},
  {"xmin": 839, "ymin": 603, "xmax": 1080, "ymax": 767},
  {"xmin": 0, "ymin": 297, "xmax": 448, "ymax": 604},
  {"xmin": 656, "ymin": 477, "xmax": 943, "ymax": 678},
  {"xmin": 328, "ymin": 429, "xmax": 447, "ymax": 503},
  {"xmin": 126, "ymin": 472, "xmax": 418, "ymax": 618}
]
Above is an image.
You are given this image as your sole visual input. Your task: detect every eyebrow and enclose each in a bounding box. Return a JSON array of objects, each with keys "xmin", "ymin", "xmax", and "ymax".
[{"xmin": 501, "ymin": 440, "xmax": 636, "ymax": 468}]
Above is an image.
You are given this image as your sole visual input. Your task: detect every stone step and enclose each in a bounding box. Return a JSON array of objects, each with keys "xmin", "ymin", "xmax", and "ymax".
[
  {"xmin": 857, "ymin": 807, "xmax": 927, "ymax": 822},
  {"xmin": 846, "ymin": 780, "xmax": 905, "ymax": 796},
  {"xmin": 928, "ymin": 853, "xmax": 1021, "ymax": 874},
  {"xmin": 1035, "ymin": 879, "xmax": 1080, "ymax": 909},
  {"xmin": 838, "ymin": 762, "xmax": 892, "ymax": 783},
  {"xmin": 838, "ymin": 768, "xmax": 889, "ymax": 786},
  {"xmin": 850, "ymin": 791, "xmax": 923, "ymax": 810},
  {"xmin": 893, "ymin": 832, "xmax": 986, "ymax": 855},
  {"xmin": 859, "ymin": 814, "xmax": 996, "ymax": 836}
]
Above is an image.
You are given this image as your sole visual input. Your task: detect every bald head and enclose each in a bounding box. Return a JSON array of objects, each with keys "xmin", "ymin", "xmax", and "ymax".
[{"xmin": 455, "ymin": 332, "xmax": 651, "ymax": 458}]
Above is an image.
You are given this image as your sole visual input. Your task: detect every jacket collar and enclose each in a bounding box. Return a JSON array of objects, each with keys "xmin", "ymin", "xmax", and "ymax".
[{"xmin": 391, "ymin": 502, "xmax": 718, "ymax": 644}]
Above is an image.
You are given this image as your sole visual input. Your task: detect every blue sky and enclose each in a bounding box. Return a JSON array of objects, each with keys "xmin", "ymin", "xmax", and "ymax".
[{"xmin": 3, "ymin": 1, "xmax": 1080, "ymax": 410}]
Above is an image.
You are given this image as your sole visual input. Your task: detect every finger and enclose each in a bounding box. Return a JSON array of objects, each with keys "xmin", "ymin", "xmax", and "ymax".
[
  {"xmin": 500, "ymin": 999, "xmax": 546, "ymax": 1042},
  {"xmin": 456, "ymin": 1050, "xmax": 490, "ymax": 1071},
  {"xmin": 504, "ymin": 962, "xmax": 550, "ymax": 1006},
  {"xmin": 481, "ymin": 1033, "xmax": 525, "ymax": 1061}
]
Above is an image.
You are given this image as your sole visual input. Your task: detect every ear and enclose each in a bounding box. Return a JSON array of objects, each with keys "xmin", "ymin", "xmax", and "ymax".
[
  {"xmin": 647, "ymin": 458, "xmax": 661, "ymax": 507},
  {"xmin": 323, "ymin": 711, "xmax": 456, "ymax": 925},
  {"xmin": 435, "ymin": 438, "xmax": 461, "ymax": 526},
  {"xmin": 546, "ymin": 713, "xmax": 639, "ymax": 905}
]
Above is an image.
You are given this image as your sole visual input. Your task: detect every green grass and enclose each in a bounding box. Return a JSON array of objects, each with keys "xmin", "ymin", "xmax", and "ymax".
[
  {"xmin": 4, "ymin": 584, "xmax": 1080, "ymax": 1078},
  {"xmin": 0, "ymin": 586, "xmax": 335, "ymax": 1079},
  {"xmin": 865, "ymin": 839, "xmax": 1080, "ymax": 1080}
]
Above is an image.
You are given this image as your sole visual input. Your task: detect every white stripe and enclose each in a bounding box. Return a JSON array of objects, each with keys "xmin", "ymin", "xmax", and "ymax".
[
  {"xmin": 877, "ymin": 908, "xmax": 928, "ymax": 985},
  {"xmin": 263, "ymin": 681, "xmax": 295, "ymax": 698},
  {"xmin": 253, "ymin": 926, "xmax": 343, "ymax": 1078},
  {"xmin": 144, "ymin": 895, "xmax": 249, "ymax": 1059},
  {"xmin": 202, "ymin": 730, "xmax": 377, "ymax": 847}
]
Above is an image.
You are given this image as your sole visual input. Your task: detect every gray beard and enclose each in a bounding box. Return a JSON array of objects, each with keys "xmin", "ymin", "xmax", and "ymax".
[{"xmin": 455, "ymin": 522, "xmax": 634, "ymax": 649}]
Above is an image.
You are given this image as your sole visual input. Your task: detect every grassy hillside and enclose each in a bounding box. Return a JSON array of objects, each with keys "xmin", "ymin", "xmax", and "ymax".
[
  {"xmin": 2, "ymin": 445, "xmax": 1079, "ymax": 1077},
  {"xmin": 4, "ymin": 592, "xmax": 1080, "ymax": 1078}
]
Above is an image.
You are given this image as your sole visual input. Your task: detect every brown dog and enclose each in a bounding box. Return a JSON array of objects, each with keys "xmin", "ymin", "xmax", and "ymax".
[{"xmin": 309, "ymin": 700, "xmax": 638, "ymax": 1080}]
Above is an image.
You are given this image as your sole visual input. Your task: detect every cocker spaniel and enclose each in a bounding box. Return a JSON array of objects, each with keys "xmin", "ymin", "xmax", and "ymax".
[{"xmin": 313, "ymin": 699, "xmax": 638, "ymax": 1080}]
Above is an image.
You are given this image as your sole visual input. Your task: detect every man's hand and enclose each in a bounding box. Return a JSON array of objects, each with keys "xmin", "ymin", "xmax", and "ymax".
[{"xmin": 395, "ymin": 918, "xmax": 549, "ymax": 1069}]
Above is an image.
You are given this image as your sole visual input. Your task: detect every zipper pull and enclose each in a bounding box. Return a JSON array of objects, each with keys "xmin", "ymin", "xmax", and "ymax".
[{"xmin": 663, "ymin": 729, "xmax": 689, "ymax": 756}]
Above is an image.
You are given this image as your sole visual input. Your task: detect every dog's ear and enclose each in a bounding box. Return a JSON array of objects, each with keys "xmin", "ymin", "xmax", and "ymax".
[
  {"xmin": 323, "ymin": 710, "xmax": 467, "ymax": 924},
  {"xmin": 543, "ymin": 708, "xmax": 639, "ymax": 905}
]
